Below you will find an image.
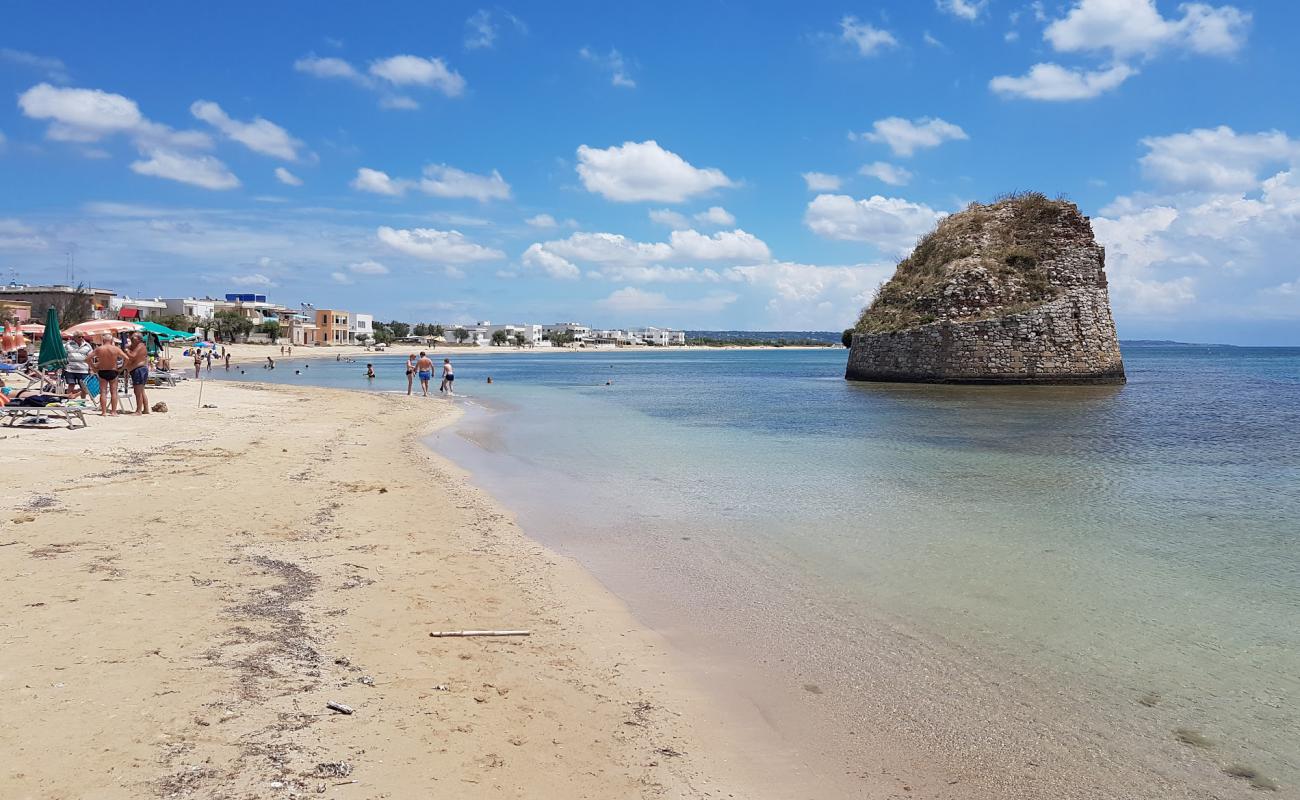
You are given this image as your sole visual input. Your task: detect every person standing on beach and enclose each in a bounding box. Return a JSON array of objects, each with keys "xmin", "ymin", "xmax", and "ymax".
[
  {"xmin": 405, "ymin": 353, "xmax": 417, "ymax": 395},
  {"xmin": 125, "ymin": 332, "xmax": 150, "ymax": 415},
  {"xmin": 440, "ymin": 358, "xmax": 454, "ymax": 396},
  {"xmin": 416, "ymin": 351, "xmax": 434, "ymax": 396},
  {"xmin": 193, "ymin": 349, "xmax": 202, "ymax": 378},
  {"xmin": 90, "ymin": 335, "xmax": 127, "ymax": 416},
  {"xmin": 63, "ymin": 331, "xmax": 92, "ymax": 399},
  {"xmin": 224, "ymin": 352, "xmax": 231, "ymax": 370}
]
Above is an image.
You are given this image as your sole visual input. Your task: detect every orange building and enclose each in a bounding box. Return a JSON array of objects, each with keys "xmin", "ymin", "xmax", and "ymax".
[{"xmin": 314, "ymin": 309, "xmax": 353, "ymax": 345}]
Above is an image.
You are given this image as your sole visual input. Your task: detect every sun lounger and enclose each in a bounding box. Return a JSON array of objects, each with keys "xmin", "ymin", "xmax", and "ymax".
[{"xmin": 1, "ymin": 404, "xmax": 88, "ymax": 429}]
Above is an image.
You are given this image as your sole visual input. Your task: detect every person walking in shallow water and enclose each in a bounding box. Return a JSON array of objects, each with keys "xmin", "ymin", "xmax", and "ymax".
[
  {"xmin": 440, "ymin": 358, "xmax": 454, "ymax": 396},
  {"xmin": 416, "ymin": 351, "xmax": 434, "ymax": 396},
  {"xmin": 405, "ymin": 353, "xmax": 417, "ymax": 395}
]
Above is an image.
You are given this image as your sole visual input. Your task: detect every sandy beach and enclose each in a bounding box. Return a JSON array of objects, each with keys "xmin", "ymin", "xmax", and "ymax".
[{"xmin": 0, "ymin": 380, "xmax": 832, "ymax": 799}]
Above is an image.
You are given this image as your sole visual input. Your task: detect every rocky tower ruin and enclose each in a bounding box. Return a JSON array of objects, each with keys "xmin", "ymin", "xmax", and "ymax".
[{"xmin": 845, "ymin": 193, "xmax": 1125, "ymax": 384}]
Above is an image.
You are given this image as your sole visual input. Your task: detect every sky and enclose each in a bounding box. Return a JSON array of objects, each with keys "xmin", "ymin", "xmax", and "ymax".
[{"xmin": 1, "ymin": 0, "xmax": 1298, "ymax": 344}]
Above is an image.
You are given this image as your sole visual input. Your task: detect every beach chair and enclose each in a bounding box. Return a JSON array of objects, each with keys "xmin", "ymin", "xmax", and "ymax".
[{"xmin": 1, "ymin": 404, "xmax": 89, "ymax": 429}]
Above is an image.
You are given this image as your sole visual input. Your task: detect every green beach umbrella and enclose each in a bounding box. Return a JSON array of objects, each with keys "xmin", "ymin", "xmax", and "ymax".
[{"xmin": 36, "ymin": 306, "xmax": 68, "ymax": 371}]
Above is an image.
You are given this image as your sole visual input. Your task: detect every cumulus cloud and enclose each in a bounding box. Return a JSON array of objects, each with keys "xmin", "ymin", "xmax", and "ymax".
[
  {"xmin": 990, "ymin": 62, "xmax": 1136, "ymax": 100},
  {"xmin": 419, "ymin": 164, "xmax": 511, "ymax": 201},
  {"xmin": 1137, "ymin": 126, "xmax": 1300, "ymax": 192},
  {"xmin": 724, "ymin": 261, "xmax": 895, "ymax": 328},
  {"xmin": 351, "ymin": 167, "xmax": 406, "ymax": 196},
  {"xmin": 935, "ymin": 0, "xmax": 987, "ymax": 21},
  {"xmin": 837, "ymin": 16, "xmax": 898, "ymax": 56},
  {"xmin": 1045, "ymin": 0, "xmax": 1250, "ymax": 59},
  {"xmin": 294, "ymin": 55, "xmax": 366, "ymax": 83},
  {"xmin": 694, "ymin": 206, "xmax": 736, "ymax": 226},
  {"xmin": 349, "ymin": 259, "xmax": 389, "ymax": 275},
  {"xmin": 802, "ymin": 172, "xmax": 842, "ymax": 192},
  {"xmin": 331, "ymin": 271, "xmax": 353, "ymax": 284},
  {"xmin": 597, "ymin": 286, "xmax": 738, "ymax": 313},
  {"xmin": 190, "ymin": 100, "xmax": 303, "ymax": 160},
  {"xmin": 649, "ymin": 209, "xmax": 691, "ymax": 229},
  {"xmin": 368, "ymin": 55, "xmax": 466, "ymax": 95},
  {"xmin": 377, "ymin": 226, "xmax": 504, "ymax": 263},
  {"xmin": 525, "ymin": 213, "xmax": 558, "ymax": 228},
  {"xmin": 130, "ymin": 149, "xmax": 240, "ymax": 190},
  {"xmin": 804, "ymin": 193, "xmax": 946, "ymax": 256},
  {"xmin": 855, "ymin": 116, "xmax": 968, "ymax": 157},
  {"xmin": 229, "ymin": 272, "xmax": 276, "ymax": 288},
  {"xmin": 521, "ymin": 243, "xmax": 581, "ymax": 279},
  {"xmin": 523, "ymin": 228, "xmax": 771, "ymax": 278},
  {"xmin": 860, "ymin": 161, "xmax": 913, "ymax": 186},
  {"xmin": 576, "ymin": 140, "xmax": 735, "ymax": 202},
  {"xmin": 579, "ymin": 47, "xmax": 636, "ymax": 87},
  {"xmin": 274, "ymin": 166, "xmax": 303, "ymax": 186}
]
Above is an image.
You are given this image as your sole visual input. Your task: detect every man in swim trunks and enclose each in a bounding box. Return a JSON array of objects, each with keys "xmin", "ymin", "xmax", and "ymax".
[
  {"xmin": 90, "ymin": 334, "xmax": 127, "ymax": 416},
  {"xmin": 125, "ymin": 332, "xmax": 150, "ymax": 415},
  {"xmin": 440, "ymin": 358, "xmax": 455, "ymax": 396},
  {"xmin": 416, "ymin": 351, "xmax": 434, "ymax": 396}
]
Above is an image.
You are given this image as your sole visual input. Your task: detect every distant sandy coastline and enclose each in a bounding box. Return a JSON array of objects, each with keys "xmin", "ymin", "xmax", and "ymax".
[{"xmin": 0, "ymin": 381, "xmax": 830, "ymax": 798}]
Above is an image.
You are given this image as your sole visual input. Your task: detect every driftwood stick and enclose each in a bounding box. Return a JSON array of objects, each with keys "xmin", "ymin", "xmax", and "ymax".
[
  {"xmin": 326, "ymin": 701, "xmax": 354, "ymax": 715},
  {"xmin": 428, "ymin": 630, "xmax": 531, "ymax": 638}
]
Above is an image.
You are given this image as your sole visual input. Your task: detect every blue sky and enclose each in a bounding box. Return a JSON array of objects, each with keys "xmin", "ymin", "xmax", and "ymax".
[{"xmin": 2, "ymin": 1, "xmax": 1298, "ymax": 343}]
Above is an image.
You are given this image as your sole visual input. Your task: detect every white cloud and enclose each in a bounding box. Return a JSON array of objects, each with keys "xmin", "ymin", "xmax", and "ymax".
[
  {"xmin": 349, "ymin": 259, "xmax": 389, "ymax": 275},
  {"xmin": 1045, "ymin": 0, "xmax": 1250, "ymax": 59},
  {"xmin": 989, "ymin": 62, "xmax": 1136, "ymax": 100},
  {"xmin": 576, "ymin": 140, "xmax": 735, "ymax": 202},
  {"xmin": 274, "ymin": 166, "xmax": 303, "ymax": 186},
  {"xmin": 521, "ymin": 243, "xmax": 581, "ymax": 279},
  {"xmin": 419, "ymin": 164, "xmax": 511, "ymax": 201},
  {"xmin": 0, "ymin": 218, "xmax": 49, "ymax": 251},
  {"xmin": 668, "ymin": 229, "xmax": 770, "ymax": 262},
  {"xmin": 536, "ymin": 232, "xmax": 672, "ymax": 266},
  {"xmin": 377, "ymin": 226, "xmax": 504, "ymax": 263},
  {"xmin": 724, "ymin": 261, "xmax": 895, "ymax": 328},
  {"xmin": 936, "ymin": 0, "xmax": 987, "ymax": 21},
  {"xmin": 694, "ymin": 206, "xmax": 736, "ymax": 226},
  {"xmin": 351, "ymin": 167, "xmax": 407, "ymax": 196},
  {"xmin": 649, "ymin": 209, "xmax": 691, "ymax": 229},
  {"xmin": 0, "ymin": 129, "xmax": 6, "ymax": 150},
  {"xmin": 579, "ymin": 47, "xmax": 636, "ymax": 88},
  {"xmin": 368, "ymin": 55, "xmax": 466, "ymax": 96},
  {"xmin": 856, "ymin": 116, "xmax": 968, "ymax": 157},
  {"xmin": 1137, "ymin": 126, "xmax": 1300, "ymax": 192},
  {"xmin": 860, "ymin": 161, "xmax": 913, "ymax": 186},
  {"xmin": 802, "ymin": 172, "xmax": 842, "ymax": 192},
  {"xmin": 17, "ymin": 83, "xmax": 210, "ymax": 149},
  {"xmin": 330, "ymin": 271, "xmax": 353, "ymax": 284},
  {"xmin": 190, "ymin": 100, "xmax": 303, "ymax": 160},
  {"xmin": 594, "ymin": 266, "xmax": 723, "ymax": 283},
  {"xmin": 804, "ymin": 193, "xmax": 946, "ymax": 256},
  {"xmin": 1, "ymin": 48, "xmax": 70, "ymax": 83},
  {"xmin": 294, "ymin": 55, "xmax": 366, "ymax": 83},
  {"xmin": 838, "ymin": 16, "xmax": 898, "ymax": 56},
  {"xmin": 465, "ymin": 9, "xmax": 497, "ymax": 49},
  {"xmin": 130, "ymin": 148, "xmax": 240, "ymax": 190},
  {"xmin": 525, "ymin": 213, "xmax": 558, "ymax": 228},
  {"xmin": 924, "ymin": 31, "xmax": 947, "ymax": 48},
  {"xmin": 597, "ymin": 286, "xmax": 738, "ymax": 313},
  {"xmin": 229, "ymin": 272, "xmax": 276, "ymax": 288},
  {"xmin": 378, "ymin": 95, "xmax": 420, "ymax": 111}
]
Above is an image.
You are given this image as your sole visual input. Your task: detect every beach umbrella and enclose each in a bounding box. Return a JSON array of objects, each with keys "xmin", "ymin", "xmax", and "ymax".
[
  {"xmin": 137, "ymin": 320, "xmax": 196, "ymax": 341},
  {"xmin": 37, "ymin": 307, "xmax": 68, "ymax": 371},
  {"xmin": 19, "ymin": 323, "xmax": 45, "ymax": 335},
  {"xmin": 64, "ymin": 319, "xmax": 143, "ymax": 338}
]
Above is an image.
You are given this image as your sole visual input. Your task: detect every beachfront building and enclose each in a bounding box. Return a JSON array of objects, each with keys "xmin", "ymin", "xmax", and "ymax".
[
  {"xmin": 350, "ymin": 313, "xmax": 374, "ymax": 344},
  {"xmin": 481, "ymin": 322, "xmax": 543, "ymax": 346},
  {"xmin": 543, "ymin": 321, "xmax": 590, "ymax": 343},
  {"xmin": 215, "ymin": 293, "xmax": 289, "ymax": 325},
  {"xmin": 110, "ymin": 295, "xmax": 168, "ymax": 321},
  {"xmin": 0, "ymin": 283, "xmax": 116, "ymax": 319},
  {"xmin": 0, "ymin": 298, "xmax": 32, "ymax": 323},
  {"xmin": 633, "ymin": 327, "xmax": 687, "ymax": 346},
  {"xmin": 588, "ymin": 328, "xmax": 639, "ymax": 345},
  {"xmin": 161, "ymin": 297, "xmax": 217, "ymax": 320},
  {"xmin": 314, "ymin": 308, "xmax": 353, "ymax": 345}
]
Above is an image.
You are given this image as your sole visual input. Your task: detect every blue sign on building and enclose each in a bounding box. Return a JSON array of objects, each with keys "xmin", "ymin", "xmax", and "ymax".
[{"xmin": 225, "ymin": 293, "xmax": 267, "ymax": 303}]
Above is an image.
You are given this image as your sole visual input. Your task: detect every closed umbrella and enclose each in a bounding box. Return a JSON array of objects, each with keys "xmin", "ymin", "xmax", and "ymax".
[{"xmin": 37, "ymin": 307, "xmax": 68, "ymax": 372}]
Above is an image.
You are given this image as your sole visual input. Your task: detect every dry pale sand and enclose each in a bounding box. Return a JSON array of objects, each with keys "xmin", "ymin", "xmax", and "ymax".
[{"xmin": 0, "ymin": 381, "xmax": 837, "ymax": 799}]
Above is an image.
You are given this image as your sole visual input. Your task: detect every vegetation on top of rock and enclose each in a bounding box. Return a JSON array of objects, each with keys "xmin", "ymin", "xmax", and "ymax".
[{"xmin": 856, "ymin": 192, "xmax": 1077, "ymax": 334}]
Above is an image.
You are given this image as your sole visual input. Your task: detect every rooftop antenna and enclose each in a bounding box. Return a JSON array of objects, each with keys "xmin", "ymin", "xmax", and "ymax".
[{"xmin": 65, "ymin": 243, "xmax": 78, "ymax": 284}]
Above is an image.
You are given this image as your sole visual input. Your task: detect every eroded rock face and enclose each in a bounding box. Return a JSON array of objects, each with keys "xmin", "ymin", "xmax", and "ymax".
[{"xmin": 846, "ymin": 194, "xmax": 1125, "ymax": 385}]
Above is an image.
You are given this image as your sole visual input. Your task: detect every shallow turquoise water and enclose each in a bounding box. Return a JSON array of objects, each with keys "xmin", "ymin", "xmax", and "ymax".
[{"xmin": 219, "ymin": 346, "xmax": 1300, "ymax": 794}]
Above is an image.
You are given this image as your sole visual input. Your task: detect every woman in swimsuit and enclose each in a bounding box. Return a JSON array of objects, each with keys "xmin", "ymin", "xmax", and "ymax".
[{"xmin": 405, "ymin": 354, "xmax": 417, "ymax": 396}]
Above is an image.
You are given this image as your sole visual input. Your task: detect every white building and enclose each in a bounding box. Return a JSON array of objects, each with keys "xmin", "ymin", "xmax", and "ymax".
[
  {"xmin": 161, "ymin": 297, "xmax": 217, "ymax": 320},
  {"xmin": 482, "ymin": 322, "xmax": 543, "ymax": 345},
  {"xmin": 589, "ymin": 328, "xmax": 638, "ymax": 345},
  {"xmin": 542, "ymin": 322, "xmax": 590, "ymax": 342},
  {"xmin": 110, "ymin": 296, "xmax": 168, "ymax": 320},
  {"xmin": 633, "ymin": 326, "xmax": 687, "ymax": 346},
  {"xmin": 350, "ymin": 313, "xmax": 374, "ymax": 343}
]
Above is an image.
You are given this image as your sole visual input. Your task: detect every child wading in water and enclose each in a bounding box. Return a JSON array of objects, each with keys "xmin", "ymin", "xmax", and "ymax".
[{"xmin": 440, "ymin": 358, "xmax": 454, "ymax": 396}]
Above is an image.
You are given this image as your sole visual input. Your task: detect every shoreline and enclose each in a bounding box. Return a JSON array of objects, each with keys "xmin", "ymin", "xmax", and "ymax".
[{"xmin": 0, "ymin": 380, "xmax": 828, "ymax": 798}]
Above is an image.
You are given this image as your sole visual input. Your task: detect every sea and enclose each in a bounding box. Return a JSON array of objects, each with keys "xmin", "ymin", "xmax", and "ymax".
[{"xmin": 217, "ymin": 345, "xmax": 1299, "ymax": 797}]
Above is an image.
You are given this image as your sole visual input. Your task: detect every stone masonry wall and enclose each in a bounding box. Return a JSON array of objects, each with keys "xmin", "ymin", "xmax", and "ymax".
[{"xmin": 845, "ymin": 286, "xmax": 1126, "ymax": 384}]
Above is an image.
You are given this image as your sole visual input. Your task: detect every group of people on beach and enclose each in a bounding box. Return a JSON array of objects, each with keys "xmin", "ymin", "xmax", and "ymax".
[
  {"xmin": 62, "ymin": 330, "xmax": 153, "ymax": 416},
  {"xmin": 405, "ymin": 352, "xmax": 454, "ymax": 397}
]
